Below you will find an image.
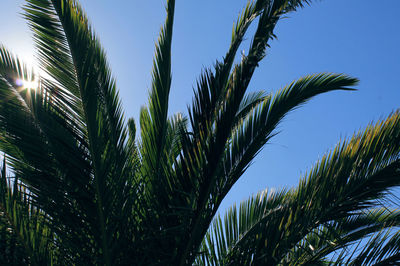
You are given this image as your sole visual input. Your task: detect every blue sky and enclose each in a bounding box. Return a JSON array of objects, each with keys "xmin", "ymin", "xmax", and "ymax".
[{"xmin": 1, "ymin": 0, "xmax": 400, "ymax": 214}]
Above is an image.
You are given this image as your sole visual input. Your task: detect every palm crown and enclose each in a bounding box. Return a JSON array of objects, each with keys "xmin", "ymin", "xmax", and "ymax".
[{"xmin": 0, "ymin": 0, "xmax": 399, "ymax": 265}]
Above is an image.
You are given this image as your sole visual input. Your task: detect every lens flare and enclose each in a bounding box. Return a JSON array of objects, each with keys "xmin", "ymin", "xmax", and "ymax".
[{"xmin": 15, "ymin": 79, "xmax": 24, "ymax": 87}]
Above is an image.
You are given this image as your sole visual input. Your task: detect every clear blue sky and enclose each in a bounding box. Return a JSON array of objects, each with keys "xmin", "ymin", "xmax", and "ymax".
[{"xmin": 1, "ymin": 0, "xmax": 400, "ymax": 214}]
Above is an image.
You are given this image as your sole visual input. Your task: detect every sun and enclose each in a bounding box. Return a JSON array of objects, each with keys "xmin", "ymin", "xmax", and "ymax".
[
  {"xmin": 11, "ymin": 52, "xmax": 42, "ymax": 92},
  {"xmin": 15, "ymin": 78, "xmax": 39, "ymax": 91}
]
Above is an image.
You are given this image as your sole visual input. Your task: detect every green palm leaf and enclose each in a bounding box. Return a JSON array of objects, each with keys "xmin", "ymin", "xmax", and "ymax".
[
  {"xmin": 140, "ymin": 0, "xmax": 175, "ymax": 188},
  {"xmin": 0, "ymin": 157, "xmax": 55, "ymax": 265},
  {"xmin": 345, "ymin": 230, "xmax": 400, "ymax": 265},
  {"xmin": 220, "ymin": 73, "xmax": 358, "ymax": 202},
  {"xmin": 1, "ymin": 0, "xmax": 140, "ymax": 264},
  {"xmin": 287, "ymin": 209, "xmax": 400, "ymax": 264},
  {"xmin": 198, "ymin": 111, "xmax": 400, "ymax": 265}
]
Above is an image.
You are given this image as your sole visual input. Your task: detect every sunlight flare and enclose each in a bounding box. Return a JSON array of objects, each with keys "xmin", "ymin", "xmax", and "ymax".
[{"xmin": 16, "ymin": 78, "xmax": 39, "ymax": 91}]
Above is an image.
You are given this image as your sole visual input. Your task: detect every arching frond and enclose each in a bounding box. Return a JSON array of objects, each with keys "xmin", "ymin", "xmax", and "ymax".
[
  {"xmin": 345, "ymin": 230, "xmax": 400, "ymax": 265},
  {"xmin": 220, "ymin": 73, "xmax": 358, "ymax": 203},
  {"xmin": 197, "ymin": 111, "xmax": 400, "ymax": 265},
  {"xmin": 286, "ymin": 209, "xmax": 400, "ymax": 264},
  {"xmin": 234, "ymin": 91, "xmax": 269, "ymax": 127}
]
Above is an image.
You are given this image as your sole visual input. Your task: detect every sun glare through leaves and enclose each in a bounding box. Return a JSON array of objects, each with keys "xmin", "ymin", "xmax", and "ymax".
[{"xmin": 15, "ymin": 78, "xmax": 38, "ymax": 91}]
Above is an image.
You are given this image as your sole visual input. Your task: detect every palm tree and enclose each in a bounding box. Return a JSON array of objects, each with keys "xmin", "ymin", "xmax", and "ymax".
[{"xmin": 0, "ymin": 0, "xmax": 399, "ymax": 265}]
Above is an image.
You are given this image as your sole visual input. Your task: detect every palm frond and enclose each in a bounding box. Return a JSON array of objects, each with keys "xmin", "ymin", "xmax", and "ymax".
[
  {"xmin": 234, "ymin": 90, "xmax": 269, "ymax": 127},
  {"xmin": 286, "ymin": 209, "xmax": 400, "ymax": 264},
  {"xmin": 195, "ymin": 188, "xmax": 290, "ymax": 265},
  {"xmin": 135, "ymin": 0, "xmax": 178, "ymax": 263},
  {"xmin": 4, "ymin": 0, "xmax": 139, "ymax": 264},
  {"xmin": 0, "ymin": 42, "xmax": 98, "ymax": 264},
  {"xmin": 220, "ymin": 73, "xmax": 358, "ymax": 200},
  {"xmin": 345, "ymin": 230, "xmax": 400, "ymax": 265},
  {"xmin": 0, "ymin": 157, "xmax": 55, "ymax": 265},
  {"xmin": 139, "ymin": 0, "xmax": 175, "ymax": 184},
  {"xmin": 177, "ymin": 1, "xmax": 319, "ymax": 263},
  {"xmin": 197, "ymin": 111, "xmax": 400, "ymax": 265}
]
